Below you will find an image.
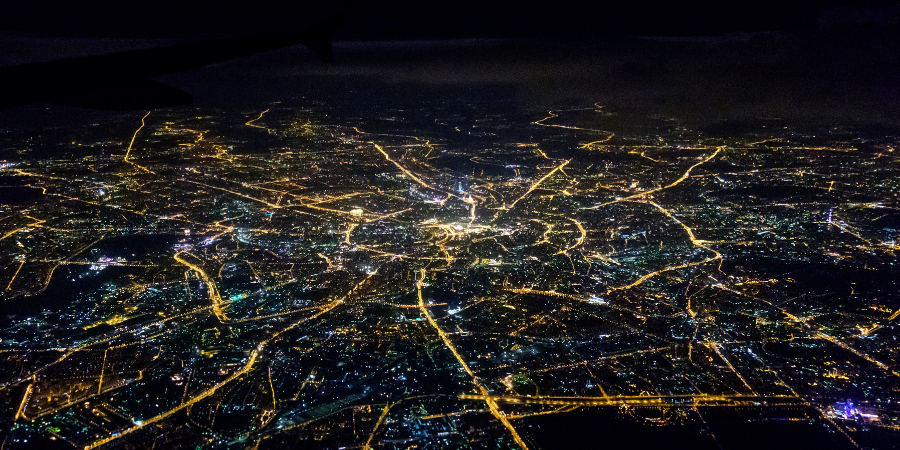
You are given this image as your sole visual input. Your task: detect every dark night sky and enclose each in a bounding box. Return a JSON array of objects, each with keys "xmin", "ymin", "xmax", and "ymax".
[
  {"xmin": 1, "ymin": 1, "xmax": 898, "ymax": 40},
  {"xmin": 1, "ymin": 1, "xmax": 900, "ymax": 127}
]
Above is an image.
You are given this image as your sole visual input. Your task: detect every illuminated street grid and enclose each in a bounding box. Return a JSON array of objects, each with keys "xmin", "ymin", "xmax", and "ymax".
[{"xmin": 0, "ymin": 102, "xmax": 899, "ymax": 449}]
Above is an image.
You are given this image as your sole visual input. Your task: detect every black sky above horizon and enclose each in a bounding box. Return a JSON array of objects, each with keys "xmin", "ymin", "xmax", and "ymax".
[
  {"xmin": 2, "ymin": 1, "xmax": 899, "ymax": 40},
  {"xmin": 1, "ymin": 1, "xmax": 899, "ymax": 128}
]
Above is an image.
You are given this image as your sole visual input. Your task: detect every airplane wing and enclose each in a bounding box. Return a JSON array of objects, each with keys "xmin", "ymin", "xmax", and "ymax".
[{"xmin": 0, "ymin": 18, "xmax": 339, "ymax": 111}]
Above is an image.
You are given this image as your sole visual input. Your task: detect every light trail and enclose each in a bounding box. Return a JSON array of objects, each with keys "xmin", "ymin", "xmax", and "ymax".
[
  {"xmin": 97, "ymin": 349, "xmax": 108, "ymax": 394},
  {"xmin": 526, "ymin": 347, "xmax": 669, "ymax": 375},
  {"xmin": 14, "ymin": 383, "xmax": 32, "ymax": 421},
  {"xmin": 123, "ymin": 111, "xmax": 152, "ymax": 173},
  {"xmin": 268, "ymin": 366, "xmax": 277, "ymax": 411},
  {"xmin": 578, "ymin": 134, "xmax": 616, "ymax": 150},
  {"xmin": 295, "ymin": 192, "xmax": 407, "ymax": 221},
  {"xmin": 427, "ymin": 227, "xmax": 454, "ymax": 266},
  {"xmin": 587, "ymin": 251, "xmax": 620, "ymax": 266},
  {"xmin": 505, "ymin": 405, "xmax": 579, "ymax": 420},
  {"xmin": 1, "ymin": 212, "xmax": 45, "ymax": 246},
  {"xmin": 505, "ymin": 288, "xmax": 582, "ymax": 302},
  {"xmin": 38, "ymin": 260, "xmax": 153, "ymax": 268},
  {"xmin": 181, "ymin": 180, "xmax": 278, "ymax": 208},
  {"xmin": 713, "ymin": 283, "xmax": 806, "ymax": 324},
  {"xmin": 532, "ymin": 107, "xmax": 613, "ymax": 134},
  {"xmin": 643, "ymin": 200, "xmax": 722, "ymax": 261},
  {"xmin": 363, "ymin": 403, "xmax": 392, "ymax": 450},
  {"xmin": 85, "ymin": 350, "xmax": 263, "ymax": 449},
  {"xmin": 2, "ymin": 349, "xmax": 75, "ymax": 392},
  {"xmin": 230, "ymin": 305, "xmax": 320, "ymax": 324},
  {"xmin": 585, "ymin": 199, "xmax": 725, "ymax": 293},
  {"xmin": 628, "ymin": 150, "xmax": 661, "ymax": 162},
  {"xmin": 458, "ymin": 393, "xmax": 800, "ymax": 407},
  {"xmin": 532, "ymin": 104, "xmax": 615, "ymax": 149},
  {"xmin": 718, "ymin": 283, "xmax": 900, "ymax": 379},
  {"xmin": 371, "ymin": 143, "xmax": 458, "ymax": 199},
  {"xmin": 507, "ymin": 282, "xmax": 693, "ymax": 325},
  {"xmin": 416, "ymin": 269, "xmax": 529, "ymax": 450},
  {"xmin": 534, "ymin": 219, "xmax": 554, "ymax": 245},
  {"xmin": 817, "ymin": 333, "xmax": 900, "ymax": 378},
  {"xmin": 318, "ymin": 253, "xmax": 336, "ymax": 271},
  {"xmin": 464, "ymin": 195, "xmax": 477, "ymax": 221},
  {"xmin": 2, "ymin": 306, "xmax": 214, "ymax": 394},
  {"xmin": 888, "ymin": 309, "xmax": 900, "ymax": 321},
  {"xmin": 554, "ymin": 216, "xmax": 587, "ymax": 255},
  {"xmin": 174, "ymin": 252, "xmax": 228, "ymax": 322},
  {"xmin": 419, "ymin": 409, "xmax": 486, "ymax": 420},
  {"xmin": 507, "ymin": 160, "xmax": 570, "ymax": 210},
  {"xmin": 27, "ymin": 237, "xmax": 102, "ymax": 297},
  {"xmin": 827, "ymin": 215, "xmax": 886, "ymax": 248},
  {"xmin": 602, "ymin": 198, "xmax": 724, "ymax": 291},
  {"xmin": 245, "ymin": 109, "xmax": 270, "ymax": 130},
  {"xmin": 5, "ymin": 260, "xmax": 24, "ymax": 291},
  {"xmin": 365, "ymin": 208, "xmax": 412, "ymax": 223},
  {"xmin": 606, "ymin": 258, "xmax": 717, "ymax": 293},
  {"xmin": 585, "ymin": 147, "xmax": 723, "ymax": 209},
  {"xmin": 247, "ymin": 261, "xmax": 264, "ymax": 286},
  {"xmin": 355, "ymin": 244, "xmax": 405, "ymax": 259},
  {"xmin": 84, "ymin": 267, "xmax": 380, "ymax": 449},
  {"xmin": 300, "ymin": 191, "xmax": 369, "ymax": 206},
  {"xmin": 703, "ymin": 341, "xmax": 756, "ymax": 395},
  {"xmin": 299, "ymin": 203, "xmax": 364, "ymax": 217},
  {"xmin": 0, "ymin": 227, "xmax": 29, "ymax": 242}
]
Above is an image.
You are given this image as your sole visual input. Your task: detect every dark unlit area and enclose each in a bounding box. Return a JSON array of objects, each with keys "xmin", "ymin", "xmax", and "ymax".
[{"xmin": 147, "ymin": 28, "xmax": 900, "ymax": 127}]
